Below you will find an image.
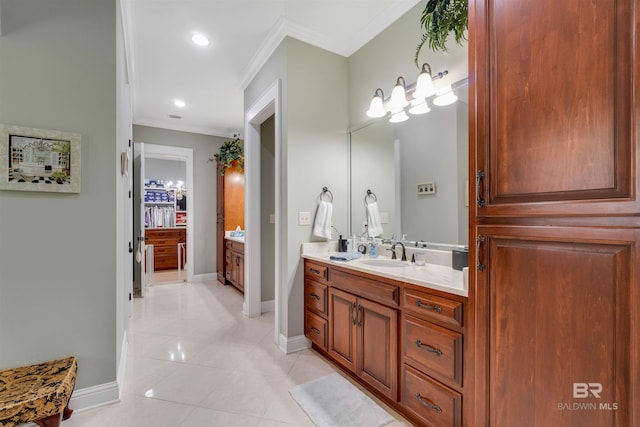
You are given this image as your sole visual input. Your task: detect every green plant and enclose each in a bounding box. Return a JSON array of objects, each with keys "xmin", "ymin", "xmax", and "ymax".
[
  {"xmin": 211, "ymin": 134, "xmax": 244, "ymax": 175},
  {"xmin": 415, "ymin": 0, "xmax": 468, "ymax": 67},
  {"xmin": 51, "ymin": 171, "xmax": 68, "ymax": 183}
]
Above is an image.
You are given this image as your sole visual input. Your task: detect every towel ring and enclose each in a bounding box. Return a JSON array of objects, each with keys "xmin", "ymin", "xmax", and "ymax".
[
  {"xmin": 319, "ymin": 186, "xmax": 333, "ymax": 202},
  {"xmin": 364, "ymin": 189, "xmax": 377, "ymax": 206}
]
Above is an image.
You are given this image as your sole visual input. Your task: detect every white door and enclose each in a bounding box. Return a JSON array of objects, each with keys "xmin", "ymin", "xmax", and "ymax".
[{"xmin": 134, "ymin": 142, "xmax": 152, "ymax": 296}]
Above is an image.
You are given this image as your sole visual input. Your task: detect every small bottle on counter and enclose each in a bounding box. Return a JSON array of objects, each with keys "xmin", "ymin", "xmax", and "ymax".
[{"xmin": 369, "ymin": 239, "xmax": 378, "ymax": 258}]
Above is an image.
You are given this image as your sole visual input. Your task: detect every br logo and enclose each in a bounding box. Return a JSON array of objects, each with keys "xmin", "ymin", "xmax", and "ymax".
[{"xmin": 573, "ymin": 383, "xmax": 602, "ymax": 398}]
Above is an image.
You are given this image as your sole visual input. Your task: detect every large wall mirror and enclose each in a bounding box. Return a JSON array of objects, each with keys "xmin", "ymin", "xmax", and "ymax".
[{"xmin": 349, "ymin": 78, "xmax": 468, "ymax": 248}]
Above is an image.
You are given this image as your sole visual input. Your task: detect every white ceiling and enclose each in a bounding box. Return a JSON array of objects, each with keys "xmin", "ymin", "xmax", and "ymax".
[{"xmin": 121, "ymin": 0, "xmax": 422, "ymax": 138}]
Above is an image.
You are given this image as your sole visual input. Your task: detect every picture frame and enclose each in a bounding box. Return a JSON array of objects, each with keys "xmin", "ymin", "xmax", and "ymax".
[{"xmin": 0, "ymin": 124, "xmax": 81, "ymax": 193}]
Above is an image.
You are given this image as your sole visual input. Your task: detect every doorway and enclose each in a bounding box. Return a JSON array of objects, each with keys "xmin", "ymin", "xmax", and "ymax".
[
  {"xmin": 133, "ymin": 143, "xmax": 194, "ymax": 296},
  {"xmin": 245, "ymin": 80, "xmax": 282, "ymax": 346}
]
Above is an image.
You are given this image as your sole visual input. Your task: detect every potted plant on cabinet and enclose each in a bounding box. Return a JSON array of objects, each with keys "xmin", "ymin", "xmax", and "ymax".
[
  {"xmin": 415, "ymin": 0, "xmax": 468, "ymax": 66},
  {"xmin": 210, "ymin": 134, "xmax": 244, "ymax": 175}
]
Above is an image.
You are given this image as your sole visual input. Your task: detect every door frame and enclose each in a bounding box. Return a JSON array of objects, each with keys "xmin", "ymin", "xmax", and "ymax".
[
  {"xmin": 139, "ymin": 143, "xmax": 194, "ymax": 282},
  {"xmin": 244, "ymin": 80, "xmax": 281, "ymax": 345}
]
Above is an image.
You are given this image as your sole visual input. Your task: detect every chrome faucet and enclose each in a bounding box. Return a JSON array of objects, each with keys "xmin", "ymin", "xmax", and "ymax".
[{"xmin": 389, "ymin": 242, "xmax": 407, "ymax": 261}]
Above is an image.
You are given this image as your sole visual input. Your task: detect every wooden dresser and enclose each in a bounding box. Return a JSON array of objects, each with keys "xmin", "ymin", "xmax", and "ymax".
[
  {"xmin": 145, "ymin": 228, "xmax": 186, "ymax": 271},
  {"xmin": 224, "ymin": 238, "xmax": 244, "ymax": 293}
]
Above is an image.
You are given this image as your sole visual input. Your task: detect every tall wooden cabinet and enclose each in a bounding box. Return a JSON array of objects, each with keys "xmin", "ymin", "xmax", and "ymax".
[
  {"xmin": 216, "ymin": 161, "xmax": 244, "ymax": 283},
  {"xmin": 469, "ymin": 0, "xmax": 639, "ymax": 425}
]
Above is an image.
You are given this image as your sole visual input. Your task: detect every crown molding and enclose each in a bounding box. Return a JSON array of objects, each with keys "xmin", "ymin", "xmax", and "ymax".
[
  {"xmin": 239, "ymin": 0, "xmax": 422, "ymax": 90},
  {"xmin": 134, "ymin": 118, "xmax": 237, "ymax": 139}
]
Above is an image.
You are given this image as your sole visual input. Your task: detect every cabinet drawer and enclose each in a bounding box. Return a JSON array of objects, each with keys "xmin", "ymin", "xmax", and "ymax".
[
  {"xmin": 305, "ymin": 261, "xmax": 329, "ymax": 283},
  {"xmin": 404, "ymin": 315, "xmax": 462, "ymax": 386},
  {"xmin": 225, "ymin": 239, "xmax": 244, "ymax": 252},
  {"xmin": 154, "ymin": 245, "xmax": 178, "ymax": 256},
  {"xmin": 305, "ymin": 310, "xmax": 327, "ymax": 351},
  {"xmin": 331, "ymin": 269, "xmax": 399, "ymax": 307},
  {"xmin": 305, "ymin": 280, "xmax": 328, "ymax": 316},
  {"xmin": 402, "ymin": 365, "xmax": 461, "ymax": 427},
  {"xmin": 403, "ymin": 288, "xmax": 463, "ymax": 328}
]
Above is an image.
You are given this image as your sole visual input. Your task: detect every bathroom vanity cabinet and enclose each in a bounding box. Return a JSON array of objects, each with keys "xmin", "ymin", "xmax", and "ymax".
[
  {"xmin": 469, "ymin": 0, "xmax": 639, "ymax": 425},
  {"xmin": 304, "ymin": 259, "xmax": 466, "ymax": 426},
  {"xmin": 224, "ymin": 239, "xmax": 244, "ymax": 293}
]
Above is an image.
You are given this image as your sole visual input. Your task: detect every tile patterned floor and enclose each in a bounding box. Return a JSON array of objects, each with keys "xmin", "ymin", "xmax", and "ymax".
[{"xmin": 64, "ymin": 280, "xmax": 410, "ymax": 426}]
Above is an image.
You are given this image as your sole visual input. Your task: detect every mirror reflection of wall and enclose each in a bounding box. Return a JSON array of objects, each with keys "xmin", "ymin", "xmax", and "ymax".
[{"xmin": 349, "ymin": 80, "xmax": 468, "ymax": 247}]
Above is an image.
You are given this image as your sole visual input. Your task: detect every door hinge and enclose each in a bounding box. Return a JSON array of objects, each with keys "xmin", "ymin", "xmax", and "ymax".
[{"xmin": 129, "ymin": 293, "xmax": 132, "ymax": 301}]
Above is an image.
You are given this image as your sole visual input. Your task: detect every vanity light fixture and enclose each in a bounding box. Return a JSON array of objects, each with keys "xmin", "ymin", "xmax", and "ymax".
[
  {"xmin": 365, "ymin": 88, "xmax": 387, "ymax": 118},
  {"xmin": 412, "ymin": 63, "xmax": 436, "ymax": 99},
  {"xmin": 191, "ymin": 32, "xmax": 210, "ymax": 47},
  {"xmin": 408, "ymin": 98, "xmax": 431, "ymax": 115},
  {"xmin": 388, "ymin": 77, "xmax": 409, "ymax": 110},
  {"xmin": 433, "ymin": 85, "xmax": 458, "ymax": 106},
  {"xmin": 389, "ymin": 110, "xmax": 410, "ymax": 123},
  {"xmin": 364, "ymin": 62, "xmax": 450, "ymax": 123}
]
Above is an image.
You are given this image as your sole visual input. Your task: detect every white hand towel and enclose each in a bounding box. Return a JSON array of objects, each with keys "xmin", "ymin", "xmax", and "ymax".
[
  {"xmin": 312, "ymin": 200, "xmax": 333, "ymax": 239},
  {"xmin": 366, "ymin": 201, "xmax": 383, "ymax": 237}
]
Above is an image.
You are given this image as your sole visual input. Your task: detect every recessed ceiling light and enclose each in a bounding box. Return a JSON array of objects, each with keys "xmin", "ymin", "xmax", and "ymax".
[
  {"xmin": 173, "ymin": 99, "xmax": 186, "ymax": 108},
  {"xmin": 191, "ymin": 33, "xmax": 210, "ymax": 47}
]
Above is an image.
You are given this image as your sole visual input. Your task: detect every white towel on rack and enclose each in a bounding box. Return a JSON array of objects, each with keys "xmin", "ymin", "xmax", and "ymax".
[
  {"xmin": 313, "ymin": 200, "xmax": 333, "ymax": 239},
  {"xmin": 366, "ymin": 201, "xmax": 383, "ymax": 237}
]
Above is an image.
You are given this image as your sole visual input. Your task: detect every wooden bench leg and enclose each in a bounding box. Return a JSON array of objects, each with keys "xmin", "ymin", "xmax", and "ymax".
[
  {"xmin": 63, "ymin": 404, "xmax": 74, "ymax": 420},
  {"xmin": 33, "ymin": 413, "xmax": 62, "ymax": 427}
]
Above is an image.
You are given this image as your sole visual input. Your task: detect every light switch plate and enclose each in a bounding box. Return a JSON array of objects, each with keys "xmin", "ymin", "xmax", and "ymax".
[
  {"xmin": 269, "ymin": 213, "xmax": 276, "ymax": 224},
  {"xmin": 298, "ymin": 211, "xmax": 311, "ymax": 225},
  {"xmin": 380, "ymin": 211, "xmax": 389, "ymax": 223},
  {"xmin": 417, "ymin": 181, "xmax": 436, "ymax": 195}
]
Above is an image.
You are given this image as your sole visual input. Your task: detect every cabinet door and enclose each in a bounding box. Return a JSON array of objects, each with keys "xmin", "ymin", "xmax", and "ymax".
[
  {"xmin": 328, "ymin": 288, "xmax": 357, "ymax": 373},
  {"xmin": 236, "ymin": 252, "xmax": 244, "ymax": 291},
  {"xmin": 471, "ymin": 0, "xmax": 638, "ymax": 217},
  {"xmin": 358, "ymin": 298, "xmax": 398, "ymax": 401},
  {"xmin": 474, "ymin": 225, "xmax": 636, "ymax": 427}
]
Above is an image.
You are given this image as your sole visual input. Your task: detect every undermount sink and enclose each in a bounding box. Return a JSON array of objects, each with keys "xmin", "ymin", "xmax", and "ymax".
[{"xmin": 359, "ymin": 259, "xmax": 406, "ymax": 268}]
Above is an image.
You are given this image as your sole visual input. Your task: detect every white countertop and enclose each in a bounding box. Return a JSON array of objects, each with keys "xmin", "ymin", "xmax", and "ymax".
[{"xmin": 302, "ymin": 251, "xmax": 468, "ymax": 297}]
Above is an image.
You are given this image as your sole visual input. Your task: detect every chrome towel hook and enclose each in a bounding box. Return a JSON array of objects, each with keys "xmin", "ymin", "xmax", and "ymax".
[
  {"xmin": 319, "ymin": 186, "xmax": 333, "ymax": 202},
  {"xmin": 364, "ymin": 189, "xmax": 377, "ymax": 206}
]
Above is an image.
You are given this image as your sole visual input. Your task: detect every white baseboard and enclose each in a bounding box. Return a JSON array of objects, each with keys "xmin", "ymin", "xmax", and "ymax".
[
  {"xmin": 192, "ymin": 273, "xmax": 217, "ymax": 282},
  {"xmin": 279, "ymin": 333, "xmax": 311, "ymax": 354},
  {"xmin": 69, "ymin": 381, "xmax": 120, "ymax": 413},
  {"xmin": 117, "ymin": 330, "xmax": 128, "ymax": 399},
  {"xmin": 261, "ymin": 299, "xmax": 275, "ymax": 313}
]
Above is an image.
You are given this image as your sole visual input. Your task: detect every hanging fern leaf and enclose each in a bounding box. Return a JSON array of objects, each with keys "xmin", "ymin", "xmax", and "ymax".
[{"xmin": 415, "ymin": 0, "xmax": 468, "ymax": 67}]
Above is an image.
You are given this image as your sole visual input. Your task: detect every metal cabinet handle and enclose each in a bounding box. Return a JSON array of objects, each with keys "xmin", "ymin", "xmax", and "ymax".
[
  {"xmin": 416, "ymin": 394, "xmax": 442, "ymax": 413},
  {"xmin": 309, "ymin": 293, "xmax": 321, "ymax": 301},
  {"xmin": 476, "ymin": 170, "xmax": 486, "ymax": 208},
  {"xmin": 477, "ymin": 234, "xmax": 486, "ymax": 272},
  {"xmin": 415, "ymin": 340, "xmax": 443, "ymax": 356},
  {"xmin": 415, "ymin": 300, "xmax": 442, "ymax": 313},
  {"xmin": 357, "ymin": 304, "xmax": 363, "ymax": 327},
  {"xmin": 309, "ymin": 268, "xmax": 321, "ymax": 275},
  {"xmin": 309, "ymin": 327, "xmax": 320, "ymax": 335},
  {"xmin": 351, "ymin": 302, "xmax": 358, "ymax": 325}
]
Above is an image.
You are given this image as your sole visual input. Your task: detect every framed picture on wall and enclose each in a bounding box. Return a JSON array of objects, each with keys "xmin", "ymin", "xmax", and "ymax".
[{"xmin": 0, "ymin": 124, "xmax": 81, "ymax": 193}]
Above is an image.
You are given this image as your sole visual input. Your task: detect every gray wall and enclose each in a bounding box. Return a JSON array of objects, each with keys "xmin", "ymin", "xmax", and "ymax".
[
  {"xmin": 245, "ymin": 37, "xmax": 349, "ymax": 337},
  {"xmin": 260, "ymin": 115, "xmax": 276, "ymax": 302},
  {"xmin": 133, "ymin": 125, "xmax": 226, "ymax": 275},
  {"xmin": 145, "ymin": 158, "xmax": 187, "ymax": 185},
  {"xmin": 0, "ymin": 0, "xmax": 118, "ymax": 389}
]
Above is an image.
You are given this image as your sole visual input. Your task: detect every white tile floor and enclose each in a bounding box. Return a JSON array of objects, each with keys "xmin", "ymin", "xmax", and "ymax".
[{"xmin": 64, "ymin": 280, "xmax": 410, "ymax": 426}]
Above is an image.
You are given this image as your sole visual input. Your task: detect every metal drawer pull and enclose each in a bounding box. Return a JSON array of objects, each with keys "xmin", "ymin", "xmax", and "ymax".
[
  {"xmin": 415, "ymin": 300, "xmax": 442, "ymax": 312},
  {"xmin": 415, "ymin": 340, "xmax": 443, "ymax": 356},
  {"xmin": 477, "ymin": 234, "xmax": 486, "ymax": 272},
  {"xmin": 416, "ymin": 394, "xmax": 442, "ymax": 413},
  {"xmin": 309, "ymin": 268, "xmax": 322, "ymax": 275},
  {"xmin": 351, "ymin": 302, "xmax": 358, "ymax": 325},
  {"xmin": 309, "ymin": 327, "xmax": 321, "ymax": 335},
  {"xmin": 309, "ymin": 293, "xmax": 321, "ymax": 301},
  {"xmin": 476, "ymin": 169, "xmax": 486, "ymax": 208}
]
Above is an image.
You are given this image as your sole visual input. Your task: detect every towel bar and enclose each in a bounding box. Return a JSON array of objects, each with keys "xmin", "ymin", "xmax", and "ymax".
[{"xmin": 319, "ymin": 187, "xmax": 333, "ymax": 202}]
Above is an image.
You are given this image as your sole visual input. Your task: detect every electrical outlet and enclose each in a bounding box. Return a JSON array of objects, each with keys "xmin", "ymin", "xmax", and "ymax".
[
  {"xmin": 298, "ymin": 211, "xmax": 311, "ymax": 225},
  {"xmin": 269, "ymin": 213, "xmax": 276, "ymax": 224},
  {"xmin": 417, "ymin": 181, "xmax": 436, "ymax": 195},
  {"xmin": 380, "ymin": 211, "xmax": 389, "ymax": 223}
]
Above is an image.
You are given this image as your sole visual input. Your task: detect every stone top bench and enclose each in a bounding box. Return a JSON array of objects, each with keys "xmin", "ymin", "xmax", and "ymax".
[{"xmin": 0, "ymin": 357, "xmax": 77, "ymax": 427}]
